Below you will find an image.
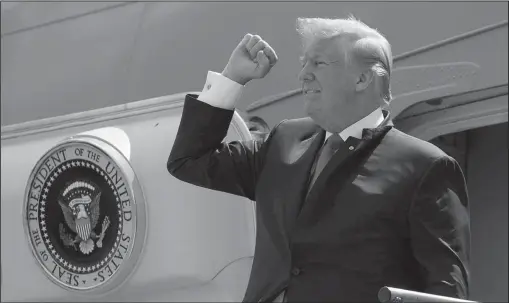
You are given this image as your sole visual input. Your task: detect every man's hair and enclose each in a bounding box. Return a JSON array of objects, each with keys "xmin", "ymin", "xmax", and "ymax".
[{"xmin": 296, "ymin": 15, "xmax": 393, "ymax": 104}]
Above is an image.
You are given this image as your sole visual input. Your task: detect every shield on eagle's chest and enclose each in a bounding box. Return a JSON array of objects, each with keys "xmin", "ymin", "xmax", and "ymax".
[{"xmin": 75, "ymin": 217, "xmax": 91, "ymax": 241}]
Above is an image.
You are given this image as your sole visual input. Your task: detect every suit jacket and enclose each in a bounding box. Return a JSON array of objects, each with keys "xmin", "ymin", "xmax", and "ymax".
[{"xmin": 167, "ymin": 95, "xmax": 471, "ymax": 302}]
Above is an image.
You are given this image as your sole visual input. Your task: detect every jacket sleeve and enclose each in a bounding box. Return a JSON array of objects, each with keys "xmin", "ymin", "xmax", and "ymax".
[
  {"xmin": 167, "ymin": 94, "xmax": 274, "ymax": 201},
  {"xmin": 408, "ymin": 155, "xmax": 471, "ymax": 299}
]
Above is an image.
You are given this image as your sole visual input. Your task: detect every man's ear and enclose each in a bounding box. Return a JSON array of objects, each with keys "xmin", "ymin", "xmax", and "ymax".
[{"xmin": 355, "ymin": 69, "xmax": 374, "ymax": 92}]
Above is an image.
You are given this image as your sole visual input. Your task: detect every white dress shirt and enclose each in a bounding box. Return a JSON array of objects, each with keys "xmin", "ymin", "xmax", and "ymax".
[
  {"xmin": 198, "ymin": 71, "xmax": 244, "ymax": 110},
  {"xmin": 327, "ymin": 106, "xmax": 384, "ymax": 142}
]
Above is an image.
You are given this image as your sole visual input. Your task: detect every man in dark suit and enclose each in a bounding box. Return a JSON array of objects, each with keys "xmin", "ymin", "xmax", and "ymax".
[{"xmin": 168, "ymin": 16, "xmax": 470, "ymax": 302}]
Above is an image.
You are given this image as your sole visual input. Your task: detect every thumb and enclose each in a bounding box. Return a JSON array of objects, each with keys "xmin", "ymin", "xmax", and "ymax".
[{"xmin": 254, "ymin": 51, "xmax": 271, "ymax": 78}]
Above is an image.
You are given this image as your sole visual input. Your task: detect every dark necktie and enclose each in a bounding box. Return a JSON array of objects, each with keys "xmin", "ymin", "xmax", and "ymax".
[{"xmin": 309, "ymin": 133, "xmax": 344, "ymax": 190}]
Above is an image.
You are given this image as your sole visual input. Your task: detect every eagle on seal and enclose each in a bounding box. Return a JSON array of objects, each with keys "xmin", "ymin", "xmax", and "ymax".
[{"xmin": 58, "ymin": 191, "xmax": 105, "ymax": 255}]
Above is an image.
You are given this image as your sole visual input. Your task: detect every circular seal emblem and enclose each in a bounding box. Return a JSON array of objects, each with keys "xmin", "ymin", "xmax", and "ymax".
[{"xmin": 23, "ymin": 136, "xmax": 146, "ymax": 292}]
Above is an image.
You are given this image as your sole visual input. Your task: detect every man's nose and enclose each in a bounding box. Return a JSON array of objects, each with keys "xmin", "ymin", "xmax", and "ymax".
[{"xmin": 298, "ymin": 67, "xmax": 315, "ymax": 83}]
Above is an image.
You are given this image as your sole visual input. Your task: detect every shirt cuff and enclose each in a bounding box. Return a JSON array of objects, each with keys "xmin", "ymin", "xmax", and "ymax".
[{"xmin": 197, "ymin": 71, "xmax": 245, "ymax": 110}]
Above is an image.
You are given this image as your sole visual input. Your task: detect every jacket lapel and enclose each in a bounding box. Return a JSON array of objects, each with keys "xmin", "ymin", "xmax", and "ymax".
[
  {"xmin": 259, "ymin": 117, "xmax": 324, "ymax": 244},
  {"xmin": 280, "ymin": 122, "xmax": 325, "ymax": 233},
  {"xmin": 296, "ymin": 110, "xmax": 393, "ymax": 226}
]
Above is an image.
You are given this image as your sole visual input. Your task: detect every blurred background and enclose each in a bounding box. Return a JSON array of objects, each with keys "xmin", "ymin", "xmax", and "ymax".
[{"xmin": 1, "ymin": 1, "xmax": 507, "ymax": 125}]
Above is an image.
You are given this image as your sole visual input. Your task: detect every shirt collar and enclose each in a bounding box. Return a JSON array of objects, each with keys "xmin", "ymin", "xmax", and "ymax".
[{"xmin": 325, "ymin": 107, "xmax": 384, "ymax": 141}]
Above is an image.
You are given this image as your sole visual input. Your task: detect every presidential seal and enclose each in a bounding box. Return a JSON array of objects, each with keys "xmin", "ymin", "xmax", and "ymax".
[{"xmin": 24, "ymin": 135, "xmax": 146, "ymax": 292}]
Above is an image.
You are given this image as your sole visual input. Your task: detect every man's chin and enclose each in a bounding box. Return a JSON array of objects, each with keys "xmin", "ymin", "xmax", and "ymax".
[
  {"xmin": 305, "ymin": 106, "xmax": 322, "ymax": 124},
  {"xmin": 304, "ymin": 97, "xmax": 321, "ymax": 112},
  {"xmin": 304, "ymin": 101, "xmax": 312, "ymax": 116}
]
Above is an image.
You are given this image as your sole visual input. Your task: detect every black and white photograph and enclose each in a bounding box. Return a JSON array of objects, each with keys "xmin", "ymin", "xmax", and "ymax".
[{"xmin": 1, "ymin": 1, "xmax": 507, "ymax": 302}]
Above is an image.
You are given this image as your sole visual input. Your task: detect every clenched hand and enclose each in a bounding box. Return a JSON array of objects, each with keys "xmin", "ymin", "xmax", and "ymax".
[{"xmin": 222, "ymin": 34, "xmax": 278, "ymax": 85}]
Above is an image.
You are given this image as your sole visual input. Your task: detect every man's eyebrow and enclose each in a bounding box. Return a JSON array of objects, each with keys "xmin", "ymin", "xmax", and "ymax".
[
  {"xmin": 299, "ymin": 54, "xmax": 319, "ymax": 61},
  {"xmin": 300, "ymin": 53, "xmax": 331, "ymax": 64}
]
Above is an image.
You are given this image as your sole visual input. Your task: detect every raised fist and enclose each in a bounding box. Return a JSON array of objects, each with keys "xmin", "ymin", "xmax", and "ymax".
[{"xmin": 222, "ymin": 34, "xmax": 278, "ymax": 85}]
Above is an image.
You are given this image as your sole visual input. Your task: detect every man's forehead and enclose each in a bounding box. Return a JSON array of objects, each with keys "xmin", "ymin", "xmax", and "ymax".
[{"xmin": 302, "ymin": 36, "xmax": 346, "ymax": 60}]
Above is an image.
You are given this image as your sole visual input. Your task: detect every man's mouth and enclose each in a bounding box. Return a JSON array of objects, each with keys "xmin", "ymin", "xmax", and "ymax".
[{"xmin": 303, "ymin": 89, "xmax": 321, "ymax": 94}]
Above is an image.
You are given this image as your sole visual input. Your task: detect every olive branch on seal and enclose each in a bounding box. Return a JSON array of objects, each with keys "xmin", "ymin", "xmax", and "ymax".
[{"xmin": 97, "ymin": 216, "xmax": 110, "ymax": 248}]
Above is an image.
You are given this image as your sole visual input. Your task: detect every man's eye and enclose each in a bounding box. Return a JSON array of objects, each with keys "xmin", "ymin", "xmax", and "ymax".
[{"xmin": 316, "ymin": 61, "xmax": 327, "ymax": 66}]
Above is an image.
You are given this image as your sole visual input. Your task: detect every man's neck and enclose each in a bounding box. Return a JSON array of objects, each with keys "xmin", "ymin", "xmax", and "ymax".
[{"xmin": 326, "ymin": 107, "xmax": 384, "ymax": 141}]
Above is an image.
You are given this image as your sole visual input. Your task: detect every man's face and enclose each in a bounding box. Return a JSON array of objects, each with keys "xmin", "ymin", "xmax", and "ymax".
[{"xmin": 298, "ymin": 36, "xmax": 361, "ymax": 132}]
